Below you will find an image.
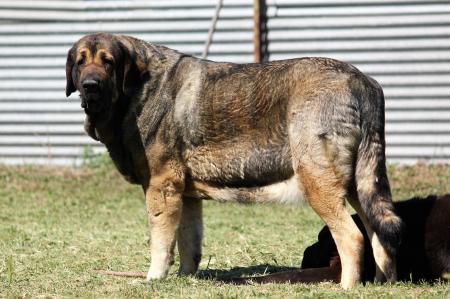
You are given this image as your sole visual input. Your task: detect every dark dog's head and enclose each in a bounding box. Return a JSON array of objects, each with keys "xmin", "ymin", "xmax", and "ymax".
[
  {"xmin": 65, "ymin": 33, "xmax": 146, "ymax": 140},
  {"xmin": 301, "ymin": 226, "xmax": 338, "ymax": 269}
]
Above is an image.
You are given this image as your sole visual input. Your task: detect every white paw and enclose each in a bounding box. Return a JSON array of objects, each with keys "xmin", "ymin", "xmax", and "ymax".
[{"xmin": 146, "ymin": 264, "xmax": 169, "ymax": 281}]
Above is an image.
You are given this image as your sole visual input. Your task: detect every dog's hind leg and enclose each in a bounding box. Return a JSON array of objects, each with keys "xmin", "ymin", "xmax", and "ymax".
[
  {"xmin": 351, "ymin": 122, "xmax": 403, "ymax": 283},
  {"xmin": 177, "ymin": 197, "xmax": 203, "ymax": 275},
  {"xmin": 289, "ymin": 108, "xmax": 365, "ymax": 289},
  {"xmin": 350, "ymin": 75, "xmax": 403, "ymax": 283},
  {"xmin": 347, "ymin": 195, "xmax": 396, "ymax": 283},
  {"xmin": 350, "ymin": 155, "xmax": 402, "ymax": 282},
  {"xmin": 296, "ymin": 160, "xmax": 364, "ymax": 290},
  {"xmin": 291, "ymin": 128, "xmax": 365, "ymax": 289}
]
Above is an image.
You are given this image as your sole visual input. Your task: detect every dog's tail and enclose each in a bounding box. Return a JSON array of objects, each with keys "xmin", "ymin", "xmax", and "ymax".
[{"xmin": 354, "ymin": 77, "xmax": 403, "ymax": 256}]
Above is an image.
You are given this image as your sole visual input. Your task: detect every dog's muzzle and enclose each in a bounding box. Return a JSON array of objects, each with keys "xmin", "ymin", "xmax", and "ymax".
[{"xmin": 81, "ymin": 79, "xmax": 104, "ymax": 112}]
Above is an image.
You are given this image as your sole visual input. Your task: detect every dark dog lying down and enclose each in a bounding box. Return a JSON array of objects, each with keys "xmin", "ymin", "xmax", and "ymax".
[{"xmin": 232, "ymin": 194, "xmax": 449, "ymax": 284}]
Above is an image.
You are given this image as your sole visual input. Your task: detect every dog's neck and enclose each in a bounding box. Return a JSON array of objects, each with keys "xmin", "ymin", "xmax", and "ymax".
[
  {"xmin": 84, "ymin": 95, "xmax": 123, "ymax": 144},
  {"xmin": 84, "ymin": 94, "xmax": 144, "ymax": 183},
  {"xmin": 84, "ymin": 50, "xmax": 190, "ymax": 185}
]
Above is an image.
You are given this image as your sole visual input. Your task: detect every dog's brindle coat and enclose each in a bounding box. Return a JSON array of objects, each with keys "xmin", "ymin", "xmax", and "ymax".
[{"xmin": 66, "ymin": 33, "xmax": 403, "ymax": 289}]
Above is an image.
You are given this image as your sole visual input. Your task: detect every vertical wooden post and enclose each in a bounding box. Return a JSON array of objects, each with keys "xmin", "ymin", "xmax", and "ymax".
[
  {"xmin": 254, "ymin": 0, "xmax": 262, "ymax": 63},
  {"xmin": 254, "ymin": 0, "xmax": 267, "ymax": 64},
  {"xmin": 203, "ymin": 0, "xmax": 223, "ymax": 59}
]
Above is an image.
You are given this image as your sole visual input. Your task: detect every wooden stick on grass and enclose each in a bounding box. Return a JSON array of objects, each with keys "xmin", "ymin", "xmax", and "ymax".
[{"xmin": 93, "ymin": 270, "xmax": 147, "ymax": 278}]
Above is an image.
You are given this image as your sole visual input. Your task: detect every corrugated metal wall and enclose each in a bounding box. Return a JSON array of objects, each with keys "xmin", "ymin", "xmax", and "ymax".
[
  {"xmin": 0, "ymin": 0, "xmax": 254, "ymax": 165},
  {"xmin": 266, "ymin": 0, "xmax": 450, "ymax": 164},
  {"xmin": 0, "ymin": 0, "xmax": 449, "ymax": 165}
]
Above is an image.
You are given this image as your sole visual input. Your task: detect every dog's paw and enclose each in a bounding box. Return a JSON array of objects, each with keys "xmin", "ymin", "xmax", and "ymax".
[{"xmin": 146, "ymin": 265, "xmax": 169, "ymax": 281}]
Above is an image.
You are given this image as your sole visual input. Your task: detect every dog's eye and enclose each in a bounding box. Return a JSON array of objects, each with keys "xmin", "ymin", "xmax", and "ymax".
[
  {"xmin": 77, "ymin": 58, "xmax": 85, "ymax": 66},
  {"xmin": 103, "ymin": 57, "xmax": 114, "ymax": 66}
]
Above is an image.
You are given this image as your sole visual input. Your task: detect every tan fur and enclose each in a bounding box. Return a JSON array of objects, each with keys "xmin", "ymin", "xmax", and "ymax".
[
  {"xmin": 145, "ymin": 151, "xmax": 185, "ymax": 279},
  {"xmin": 65, "ymin": 33, "xmax": 401, "ymax": 289},
  {"xmin": 347, "ymin": 195, "xmax": 397, "ymax": 282},
  {"xmin": 297, "ymin": 163, "xmax": 364, "ymax": 289}
]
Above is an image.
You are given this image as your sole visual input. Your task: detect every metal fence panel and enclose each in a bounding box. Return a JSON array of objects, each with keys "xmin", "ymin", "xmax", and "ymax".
[
  {"xmin": 267, "ymin": 0, "xmax": 450, "ymax": 163},
  {"xmin": 0, "ymin": 0, "xmax": 253, "ymax": 165},
  {"xmin": 0, "ymin": 0, "xmax": 449, "ymax": 164}
]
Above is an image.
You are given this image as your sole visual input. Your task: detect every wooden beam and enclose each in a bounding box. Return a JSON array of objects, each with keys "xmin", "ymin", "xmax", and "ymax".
[
  {"xmin": 253, "ymin": 0, "xmax": 261, "ymax": 63},
  {"xmin": 253, "ymin": 0, "xmax": 267, "ymax": 63},
  {"xmin": 202, "ymin": 0, "xmax": 223, "ymax": 59}
]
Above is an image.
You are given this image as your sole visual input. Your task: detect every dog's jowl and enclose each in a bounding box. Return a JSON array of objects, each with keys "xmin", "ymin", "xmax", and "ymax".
[{"xmin": 65, "ymin": 33, "xmax": 403, "ymax": 289}]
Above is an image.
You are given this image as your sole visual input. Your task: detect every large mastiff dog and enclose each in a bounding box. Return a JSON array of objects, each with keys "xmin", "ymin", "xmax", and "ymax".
[{"xmin": 65, "ymin": 33, "xmax": 402, "ymax": 289}]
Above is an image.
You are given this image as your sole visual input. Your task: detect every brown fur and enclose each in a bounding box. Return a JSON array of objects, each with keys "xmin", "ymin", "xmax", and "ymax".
[{"xmin": 66, "ymin": 33, "xmax": 402, "ymax": 289}]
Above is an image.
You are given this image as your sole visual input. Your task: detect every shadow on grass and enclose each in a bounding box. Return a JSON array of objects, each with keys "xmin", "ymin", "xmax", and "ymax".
[{"xmin": 197, "ymin": 264, "xmax": 299, "ymax": 282}]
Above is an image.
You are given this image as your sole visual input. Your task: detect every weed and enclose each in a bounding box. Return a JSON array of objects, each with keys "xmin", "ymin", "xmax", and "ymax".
[{"xmin": 0, "ymin": 163, "xmax": 448, "ymax": 298}]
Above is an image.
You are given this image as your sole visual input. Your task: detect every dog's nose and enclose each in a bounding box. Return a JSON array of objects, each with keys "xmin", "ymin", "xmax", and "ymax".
[{"xmin": 82, "ymin": 79, "xmax": 99, "ymax": 92}]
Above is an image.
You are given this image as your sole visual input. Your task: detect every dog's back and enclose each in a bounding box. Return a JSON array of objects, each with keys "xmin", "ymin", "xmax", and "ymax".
[{"xmin": 424, "ymin": 194, "xmax": 450, "ymax": 280}]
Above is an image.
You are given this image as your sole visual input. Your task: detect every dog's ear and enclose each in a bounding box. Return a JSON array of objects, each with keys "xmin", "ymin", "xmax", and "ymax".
[
  {"xmin": 117, "ymin": 38, "xmax": 146, "ymax": 96},
  {"xmin": 65, "ymin": 47, "xmax": 77, "ymax": 97},
  {"xmin": 122, "ymin": 53, "xmax": 141, "ymax": 96}
]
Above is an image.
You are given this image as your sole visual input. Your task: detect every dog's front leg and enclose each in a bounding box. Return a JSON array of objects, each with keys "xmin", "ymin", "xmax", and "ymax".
[
  {"xmin": 145, "ymin": 165, "xmax": 184, "ymax": 281},
  {"xmin": 177, "ymin": 197, "xmax": 203, "ymax": 275}
]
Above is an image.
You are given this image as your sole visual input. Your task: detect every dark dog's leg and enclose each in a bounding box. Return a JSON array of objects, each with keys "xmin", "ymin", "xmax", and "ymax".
[
  {"xmin": 425, "ymin": 195, "xmax": 450, "ymax": 279},
  {"xmin": 177, "ymin": 197, "xmax": 203, "ymax": 275}
]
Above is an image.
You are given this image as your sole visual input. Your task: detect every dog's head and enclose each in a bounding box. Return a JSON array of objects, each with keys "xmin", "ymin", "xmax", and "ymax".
[
  {"xmin": 301, "ymin": 226, "xmax": 337, "ymax": 269},
  {"xmin": 65, "ymin": 33, "xmax": 146, "ymax": 139}
]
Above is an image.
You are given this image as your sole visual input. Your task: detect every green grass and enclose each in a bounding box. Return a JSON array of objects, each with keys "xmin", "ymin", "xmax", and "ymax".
[{"xmin": 0, "ymin": 159, "xmax": 449, "ymax": 298}]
